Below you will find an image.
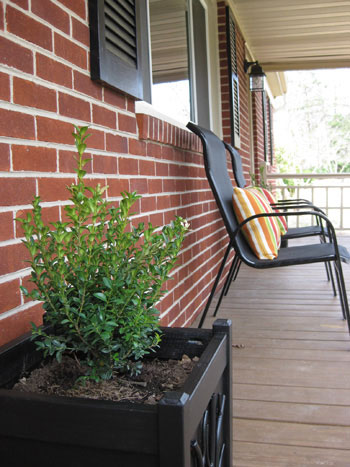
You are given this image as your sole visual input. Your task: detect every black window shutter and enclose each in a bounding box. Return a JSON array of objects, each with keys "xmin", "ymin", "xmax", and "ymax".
[
  {"xmin": 226, "ymin": 8, "xmax": 240, "ymax": 149},
  {"xmin": 89, "ymin": 0, "xmax": 151, "ymax": 102},
  {"xmin": 268, "ymin": 99, "xmax": 274, "ymax": 164},
  {"xmin": 262, "ymin": 91, "xmax": 268, "ymax": 162}
]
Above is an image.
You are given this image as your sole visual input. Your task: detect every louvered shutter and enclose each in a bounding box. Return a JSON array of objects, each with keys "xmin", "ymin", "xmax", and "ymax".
[
  {"xmin": 226, "ymin": 8, "xmax": 240, "ymax": 149},
  {"xmin": 262, "ymin": 91, "xmax": 268, "ymax": 161},
  {"xmin": 89, "ymin": 0, "xmax": 151, "ymax": 102},
  {"xmin": 268, "ymin": 99, "xmax": 274, "ymax": 164}
]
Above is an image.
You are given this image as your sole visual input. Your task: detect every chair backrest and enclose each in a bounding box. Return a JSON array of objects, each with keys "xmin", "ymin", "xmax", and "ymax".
[
  {"xmin": 186, "ymin": 122, "xmax": 257, "ymax": 264},
  {"xmin": 223, "ymin": 142, "xmax": 247, "ymax": 188}
]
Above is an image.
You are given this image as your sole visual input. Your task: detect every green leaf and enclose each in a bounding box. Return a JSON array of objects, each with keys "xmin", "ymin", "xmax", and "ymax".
[
  {"xmin": 102, "ymin": 277, "xmax": 112, "ymax": 289},
  {"xmin": 94, "ymin": 292, "xmax": 107, "ymax": 302}
]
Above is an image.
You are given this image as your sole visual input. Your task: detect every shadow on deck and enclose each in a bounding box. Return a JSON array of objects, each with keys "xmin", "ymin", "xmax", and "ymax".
[{"xmin": 198, "ymin": 235, "xmax": 350, "ymax": 466}]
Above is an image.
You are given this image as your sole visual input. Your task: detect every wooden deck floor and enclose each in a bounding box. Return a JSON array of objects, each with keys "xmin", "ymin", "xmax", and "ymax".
[{"xmin": 200, "ymin": 235, "xmax": 350, "ymax": 466}]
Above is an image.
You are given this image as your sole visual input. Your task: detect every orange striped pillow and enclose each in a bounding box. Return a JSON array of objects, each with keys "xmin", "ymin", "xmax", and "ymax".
[
  {"xmin": 251, "ymin": 187, "xmax": 288, "ymax": 235},
  {"xmin": 233, "ymin": 187, "xmax": 281, "ymax": 260}
]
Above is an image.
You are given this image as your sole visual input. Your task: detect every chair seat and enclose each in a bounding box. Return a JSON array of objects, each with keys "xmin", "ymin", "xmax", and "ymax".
[
  {"xmin": 241, "ymin": 242, "xmax": 350, "ymax": 269},
  {"xmin": 283, "ymin": 225, "xmax": 328, "ymax": 240}
]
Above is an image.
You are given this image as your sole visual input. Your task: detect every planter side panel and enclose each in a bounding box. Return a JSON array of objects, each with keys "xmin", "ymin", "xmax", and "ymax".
[{"xmin": 0, "ymin": 436, "xmax": 156, "ymax": 467}]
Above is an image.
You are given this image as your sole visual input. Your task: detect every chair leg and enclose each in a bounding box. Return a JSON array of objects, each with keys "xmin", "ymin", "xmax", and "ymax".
[
  {"xmin": 198, "ymin": 241, "xmax": 234, "ymax": 328},
  {"xmin": 326, "ymin": 262, "xmax": 337, "ymax": 296},
  {"xmin": 224, "ymin": 258, "xmax": 242, "ymax": 297},
  {"xmin": 223, "ymin": 255, "xmax": 240, "ymax": 296},
  {"xmin": 324, "ymin": 261, "xmax": 330, "ymax": 281},
  {"xmin": 213, "ymin": 255, "xmax": 239, "ymax": 318},
  {"xmin": 333, "ymin": 259, "xmax": 349, "ymax": 324}
]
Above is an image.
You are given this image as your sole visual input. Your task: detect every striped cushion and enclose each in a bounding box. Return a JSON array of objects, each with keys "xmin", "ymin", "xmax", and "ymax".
[
  {"xmin": 250, "ymin": 187, "xmax": 288, "ymax": 235},
  {"xmin": 233, "ymin": 187, "xmax": 281, "ymax": 260}
]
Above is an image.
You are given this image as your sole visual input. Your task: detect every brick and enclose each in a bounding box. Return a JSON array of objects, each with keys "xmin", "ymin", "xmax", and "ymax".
[
  {"xmin": 0, "ymin": 280, "xmax": 21, "ymax": 315},
  {"xmin": 106, "ymin": 133, "xmax": 128, "ymax": 153},
  {"xmin": 118, "ymin": 114, "xmax": 137, "ymax": 133},
  {"xmin": 38, "ymin": 177, "xmax": 74, "ymax": 202},
  {"xmin": 32, "ymin": 0, "xmax": 70, "ymax": 34},
  {"xmin": 92, "ymin": 104, "xmax": 116, "ymax": 129},
  {"xmin": 72, "ymin": 17, "xmax": 89, "ymax": 46},
  {"xmin": 136, "ymin": 113, "xmax": 149, "ymax": 139},
  {"xmin": 147, "ymin": 142, "xmax": 162, "ymax": 158},
  {"xmin": 119, "ymin": 157, "xmax": 138, "ymax": 175},
  {"xmin": 0, "ymin": 242, "xmax": 30, "ymax": 275},
  {"xmin": 59, "ymin": 92, "xmax": 90, "ymax": 121},
  {"xmin": 37, "ymin": 117, "xmax": 73, "ymax": 144},
  {"xmin": 0, "ymin": 177, "xmax": 36, "ymax": 206},
  {"xmin": 36, "ymin": 53, "xmax": 72, "ymax": 88},
  {"xmin": 107, "ymin": 178, "xmax": 130, "ymax": 197},
  {"xmin": 163, "ymin": 179, "xmax": 176, "ymax": 193},
  {"xmin": 156, "ymin": 162, "xmax": 169, "ymax": 177},
  {"xmin": 130, "ymin": 178, "xmax": 148, "ymax": 194},
  {"xmin": 149, "ymin": 212, "xmax": 163, "ymax": 227},
  {"xmin": 59, "ymin": 150, "xmax": 92, "ymax": 173},
  {"xmin": 141, "ymin": 196, "xmax": 156, "ymax": 213},
  {"xmin": 93, "ymin": 155, "xmax": 117, "ymax": 174},
  {"xmin": 148, "ymin": 179, "xmax": 162, "ymax": 194},
  {"xmin": 0, "ymin": 144, "xmax": 10, "ymax": 171},
  {"xmin": 74, "ymin": 70, "xmax": 102, "ymax": 99},
  {"xmin": 0, "ymin": 304, "xmax": 44, "ymax": 347},
  {"xmin": 7, "ymin": 6, "xmax": 52, "ymax": 50},
  {"xmin": 0, "ymin": 72, "xmax": 10, "ymax": 101},
  {"xmin": 0, "ymin": 36, "xmax": 33, "ymax": 73},
  {"xmin": 55, "ymin": 33, "xmax": 86, "ymax": 69},
  {"xmin": 157, "ymin": 195, "xmax": 170, "ymax": 211},
  {"xmin": 13, "ymin": 77, "xmax": 57, "ymax": 112},
  {"xmin": 86, "ymin": 129, "xmax": 105, "ymax": 150},
  {"xmin": 57, "ymin": 0, "xmax": 86, "ymax": 19},
  {"xmin": 129, "ymin": 139, "xmax": 146, "ymax": 156},
  {"xmin": 0, "ymin": 212, "xmax": 14, "ymax": 241},
  {"xmin": 12, "ymin": 145, "xmax": 57, "ymax": 172},
  {"xmin": 139, "ymin": 159, "xmax": 155, "ymax": 176},
  {"xmin": 127, "ymin": 98, "xmax": 135, "ymax": 113},
  {"xmin": 104, "ymin": 88, "xmax": 126, "ymax": 109},
  {"xmin": 0, "ymin": 109, "xmax": 35, "ymax": 140}
]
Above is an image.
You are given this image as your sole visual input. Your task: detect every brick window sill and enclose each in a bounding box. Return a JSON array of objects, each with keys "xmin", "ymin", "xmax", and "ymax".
[{"xmin": 135, "ymin": 101, "xmax": 200, "ymax": 152}]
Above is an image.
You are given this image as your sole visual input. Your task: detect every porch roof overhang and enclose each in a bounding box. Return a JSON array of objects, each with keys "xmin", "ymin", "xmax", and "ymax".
[{"xmin": 229, "ymin": 0, "xmax": 350, "ymax": 72}]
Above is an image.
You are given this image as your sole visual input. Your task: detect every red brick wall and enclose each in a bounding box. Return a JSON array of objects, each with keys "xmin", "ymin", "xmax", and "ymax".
[{"xmin": 0, "ymin": 0, "xmax": 231, "ymax": 345}]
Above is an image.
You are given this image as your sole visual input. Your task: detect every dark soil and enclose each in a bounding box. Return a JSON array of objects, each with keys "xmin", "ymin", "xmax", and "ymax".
[{"xmin": 14, "ymin": 355, "xmax": 198, "ymax": 405}]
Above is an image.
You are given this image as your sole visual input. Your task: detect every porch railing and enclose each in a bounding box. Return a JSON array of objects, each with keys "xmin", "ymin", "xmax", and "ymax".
[{"xmin": 265, "ymin": 173, "xmax": 350, "ymax": 231}]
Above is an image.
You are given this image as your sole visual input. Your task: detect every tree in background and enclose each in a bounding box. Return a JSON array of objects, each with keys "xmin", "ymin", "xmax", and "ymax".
[
  {"xmin": 328, "ymin": 114, "xmax": 350, "ymax": 172},
  {"xmin": 274, "ymin": 70, "xmax": 350, "ymax": 174}
]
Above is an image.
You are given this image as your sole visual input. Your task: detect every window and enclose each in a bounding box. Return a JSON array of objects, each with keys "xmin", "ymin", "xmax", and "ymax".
[
  {"xmin": 89, "ymin": 0, "xmax": 151, "ymax": 102},
  {"xmin": 150, "ymin": 0, "xmax": 211, "ymax": 126},
  {"xmin": 226, "ymin": 8, "xmax": 240, "ymax": 149},
  {"xmin": 89, "ymin": 0, "xmax": 211, "ymax": 126}
]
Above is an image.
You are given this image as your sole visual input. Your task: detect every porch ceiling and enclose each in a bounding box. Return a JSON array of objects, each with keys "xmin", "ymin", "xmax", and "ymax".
[{"xmin": 230, "ymin": 0, "xmax": 350, "ymax": 71}]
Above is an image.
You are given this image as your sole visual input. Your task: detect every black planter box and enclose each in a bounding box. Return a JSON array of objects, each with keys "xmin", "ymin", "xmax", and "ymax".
[{"xmin": 0, "ymin": 319, "xmax": 232, "ymax": 467}]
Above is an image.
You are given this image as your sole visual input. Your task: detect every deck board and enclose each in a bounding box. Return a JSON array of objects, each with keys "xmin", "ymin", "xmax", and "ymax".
[{"xmin": 198, "ymin": 235, "xmax": 350, "ymax": 466}]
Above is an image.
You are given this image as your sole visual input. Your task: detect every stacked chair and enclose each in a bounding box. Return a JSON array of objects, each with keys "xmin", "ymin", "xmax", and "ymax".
[
  {"xmin": 224, "ymin": 141, "xmax": 334, "ymax": 296},
  {"xmin": 187, "ymin": 121, "xmax": 350, "ymax": 330}
]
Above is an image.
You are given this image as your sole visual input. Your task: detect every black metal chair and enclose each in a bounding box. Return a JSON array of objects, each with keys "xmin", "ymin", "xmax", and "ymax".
[
  {"xmin": 187, "ymin": 121, "xmax": 350, "ymax": 330},
  {"xmin": 225, "ymin": 141, "xmax": 334, "ymax": 292},
  {"xmin": 225, "ymin": 142, "xmax": 328, "ymax": 242}
]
